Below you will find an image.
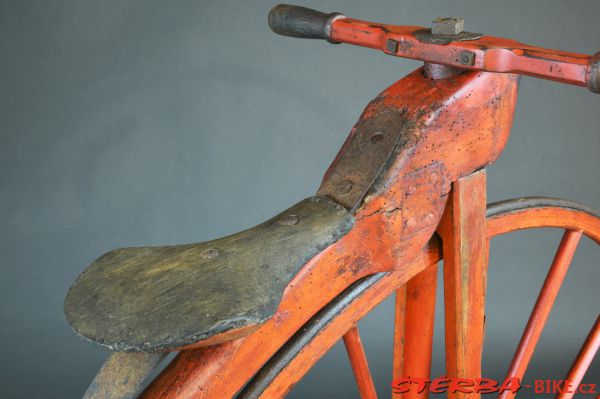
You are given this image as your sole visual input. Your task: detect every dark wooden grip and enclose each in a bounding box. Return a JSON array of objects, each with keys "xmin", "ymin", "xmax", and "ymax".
[{"xmin": 268, "ymin": 4, "xmax": 343, "ymax": 42}]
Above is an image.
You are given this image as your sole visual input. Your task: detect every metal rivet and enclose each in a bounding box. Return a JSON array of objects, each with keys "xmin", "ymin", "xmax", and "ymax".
[
  {"xmin": 460, "ymin": 51, "xmax": 476, "ymax": 66},
  {"xmin": 278, "ymin": 214, "xmax": 299, "ymax": 226},
  {"xmin": 336, "ymin": 179, "xmax": 353, "ymax": 195},
  {"xmin": 386, "ymin": 38, "xmax": 399, "ymax": 53},
  {"xmin": 201, "ymin": 248, "xmax": 219, "ymax": 259},
  {"xmin": 406, "ymin": 217, "xmax": 417, "ymax": 227},
  {"xmin": 370, "ymin": 132, "xmax": 384, "ymax": 143}
]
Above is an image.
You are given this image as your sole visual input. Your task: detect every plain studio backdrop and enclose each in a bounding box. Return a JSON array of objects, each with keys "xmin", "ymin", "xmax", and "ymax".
[{"xmin": 1, "ymin": 1, "xmax": 599, "ymax": 398}]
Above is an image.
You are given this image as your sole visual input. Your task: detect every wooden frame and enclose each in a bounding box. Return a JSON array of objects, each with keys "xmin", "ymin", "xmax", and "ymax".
[
  {"xmin": 70, "ymin": 5, "xmax": 600, "ymax": 399},
  {"xmin": 139, "ymin": 67, "xmax": 519, "ymax": 398}
]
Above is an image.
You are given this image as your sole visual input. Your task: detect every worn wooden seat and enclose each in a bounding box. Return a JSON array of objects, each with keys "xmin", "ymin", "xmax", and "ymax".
[{"xmin": 64, "ymin": 196, "xmax": 353, "ymax": 352}]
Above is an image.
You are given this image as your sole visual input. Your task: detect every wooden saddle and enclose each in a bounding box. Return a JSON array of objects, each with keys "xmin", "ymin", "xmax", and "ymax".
[{"xmin": 65, "ymin": 197, "xmax": 353, "ymax": 352}]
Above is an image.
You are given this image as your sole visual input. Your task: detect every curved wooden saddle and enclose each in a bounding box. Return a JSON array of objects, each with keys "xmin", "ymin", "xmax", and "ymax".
[
  {"xmin": 65, "ymin": 67, "xmax": 519, "ymax": 355},
  {"xmin": 65, "ymin": 196, "xmax": 353, "ymax": 352}
]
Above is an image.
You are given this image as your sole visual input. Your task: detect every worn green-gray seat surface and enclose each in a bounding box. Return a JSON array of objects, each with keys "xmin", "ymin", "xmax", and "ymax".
[{"xmin": 64, "ymin": 196, "xmax": 354, "ymax": 352}]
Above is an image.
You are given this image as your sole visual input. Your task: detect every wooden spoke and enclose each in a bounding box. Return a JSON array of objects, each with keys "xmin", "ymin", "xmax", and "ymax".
[
  {"xmin": 557, "ymin": 315, "xmax": 600, "ymax": 399},
  {"xmin": 437, "ymin": 169, "xmax": 488, "ymax": 399},
  {"xmin": 500, "ymin": 229, "xmax": 583, "ymax": 399},
  {"xmin": 343, "ymin": 326, "xmax": 378, "ymax": 399},
  {"xmin": 393, "ymin": 264, "xmax": 438, "ymax": 399}
]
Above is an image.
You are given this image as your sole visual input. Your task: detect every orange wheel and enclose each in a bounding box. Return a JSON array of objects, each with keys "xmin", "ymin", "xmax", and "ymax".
[{"xmin": 237, "ymin": 197, "xmax": 600, "ymax": 398}]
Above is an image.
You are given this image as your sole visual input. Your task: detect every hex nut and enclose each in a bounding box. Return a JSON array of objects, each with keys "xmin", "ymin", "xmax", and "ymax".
[{"xmin": 432, "ymin": 17, "xmax": 464, "ymax": 36}]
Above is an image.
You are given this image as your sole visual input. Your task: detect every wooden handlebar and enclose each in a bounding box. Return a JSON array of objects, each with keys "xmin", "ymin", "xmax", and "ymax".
[{"xmin": 269, "ymin": 4, "xmax": 599, "ymax": 93}]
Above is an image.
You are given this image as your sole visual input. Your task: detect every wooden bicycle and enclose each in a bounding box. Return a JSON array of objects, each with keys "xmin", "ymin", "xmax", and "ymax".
[{"xmin": 64, "ymin": 5, "xmax": 600, "ymax": 399}]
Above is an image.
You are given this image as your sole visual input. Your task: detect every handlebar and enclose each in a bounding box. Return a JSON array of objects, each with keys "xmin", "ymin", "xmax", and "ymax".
[
  {"xmin": 268, "ymin": 4, "xmax": 344, "ymax": 42},
  {"xmin": 268, "ymin": 4, "xmax": 600, "ymax": 94}
]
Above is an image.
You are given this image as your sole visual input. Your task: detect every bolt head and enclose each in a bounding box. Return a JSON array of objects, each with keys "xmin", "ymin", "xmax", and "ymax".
[
  {"xmin": 432, "ymin": 17, "xmax": 464, "ymax": 36},
  {"xmin": 460, "ymin": 51, "xmax": 476, "ymax": 66}
]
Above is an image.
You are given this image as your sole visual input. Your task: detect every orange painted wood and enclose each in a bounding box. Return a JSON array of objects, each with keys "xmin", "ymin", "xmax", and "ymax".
[
  {"xmin": 557, "ymin": 315, "xmax": 600, "ymax": 399},
  {"xmin": 500, "ymin": 229, "xmax": 583, "ymax": 399},
  {"xmin": 392, "ymin": 285, "xmax": 407, "ymax": 393},
  {"xmin": 260, "ymin": 241, "xmax": 442, "ymax": 399},
  {"xmin": 437, "ymin": 169, "xmax": 488, "ymax": 399},
  {"xmin": 329, "ymin": 18, "xmax": 592, "ymax": 89},
  {"xmin": 393, "ymin": 264, "xmax": 438, "ymax": 399},
  {"xmin": 487, "ymin": 207, "xmax": 600, "ymax": 245},
  {"xmin": 343, "ymin": 327, "xmax": 378, "ymax": 399},
  {"xmin": 258, "ymin": 205, "xmax": 600, "ymax": 397},
  {"xmin": 140, "ymin": 69, "xmax": 519, "ymax": 399}
]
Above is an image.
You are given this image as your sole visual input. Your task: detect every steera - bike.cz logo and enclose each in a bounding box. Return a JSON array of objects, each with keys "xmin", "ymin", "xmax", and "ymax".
[{"xmin": 391, "ymin": 377, "xmax": 598, "ymax": 395}]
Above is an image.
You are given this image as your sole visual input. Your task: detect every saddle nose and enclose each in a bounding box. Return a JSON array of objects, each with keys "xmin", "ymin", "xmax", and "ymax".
[{"xmin": 64, "ymin": 196, "xmax": 354, "ymax": 352}]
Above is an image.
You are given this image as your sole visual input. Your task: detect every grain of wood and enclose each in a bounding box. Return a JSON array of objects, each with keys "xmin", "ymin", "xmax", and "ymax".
[{"xmin": 65, "ymin": 196, "xmax": 353, "ymax": 352}]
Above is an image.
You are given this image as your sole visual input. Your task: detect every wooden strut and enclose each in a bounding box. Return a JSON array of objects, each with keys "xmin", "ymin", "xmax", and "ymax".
[
  {"xmin": 393, "ymin": 264, "xmax": 438, "ymax": 399},
  {"xmin": 437, "ymin": 169, "xmax": 488, "ymax": 399}
]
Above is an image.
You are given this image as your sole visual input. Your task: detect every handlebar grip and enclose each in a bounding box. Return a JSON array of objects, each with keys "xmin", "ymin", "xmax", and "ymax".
[{"xmin": 268, "ymin": 4, "xmax": 344, "ymax": 42}]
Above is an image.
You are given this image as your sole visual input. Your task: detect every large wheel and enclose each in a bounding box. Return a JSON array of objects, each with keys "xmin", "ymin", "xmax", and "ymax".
[{"xmin": 238, "ymin": 197, "xmax": 600, "ymax": 398}]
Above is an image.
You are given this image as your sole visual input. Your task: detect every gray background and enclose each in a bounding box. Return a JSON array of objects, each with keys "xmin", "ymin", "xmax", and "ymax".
[{"xmin": 1, "ymin": 1, "xmax": 599, "ymax": 398}]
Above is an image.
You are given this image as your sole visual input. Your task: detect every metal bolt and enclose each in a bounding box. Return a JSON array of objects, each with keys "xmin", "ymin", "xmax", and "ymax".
[
  {"xmin": 431, "ymin": 17, "xmax": 464, "ymax": 36},
  {"xmin": 278, "ymin": 214, "xmax": 299, "ymax": 226},
  {"xmin": 386, "ymin": 38, "xmax": 399, "ymax": 53},
  {"xmin": 460, "ymin": 51, "xmax": 476, "ymax": 66},
  {"xmin": 201, "ymin": 248, "xmax": 219, "ymax": 259}
]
